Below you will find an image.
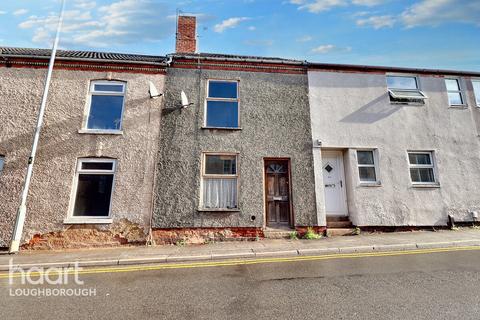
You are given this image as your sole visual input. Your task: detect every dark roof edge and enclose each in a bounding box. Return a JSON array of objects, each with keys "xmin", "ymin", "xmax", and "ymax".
[
  {"xmin": 308, "ymin": 62, "xmax": 480, "ymax": 77},
  {"xmin": 1, "ymin": 54, "xmax": 168, "ymax": 66},
  {"xmin": 0, "ymin": 47, "xmax": 167, "ymax": 66},
  {"xmin": 169, "ymin": 53, "xmax": 307, "ymax": 66}
]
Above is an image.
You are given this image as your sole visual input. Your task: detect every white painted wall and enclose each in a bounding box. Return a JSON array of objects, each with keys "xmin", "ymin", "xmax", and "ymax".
[{"xmin": 308, "ymin": 70, "xmax": 480, "ymax": 226}]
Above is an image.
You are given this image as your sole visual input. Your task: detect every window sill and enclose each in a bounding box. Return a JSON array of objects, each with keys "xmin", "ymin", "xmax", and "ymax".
[
  {"xmin": 197, "ymin": 208, "xmax": 241, "ymax": 212},
  {"xmin": 358, "ymin": 182, "xmax": 382, "ymax": 187},
  {"xmin": 201, "ymin": 127, "xmax": 242, "ymax": 131},
  {"xmin": 78, "ymin": 129, "xmax": 123, "ymax": 135},
  {"xmin": 448, "ymin": 105, "xmax": 468, "ymax": 109},
  {"xmin": 389, "ymin": 101, "xmax": 425, "ymax": 106},
  {"xmin": 63, "ymin": 218, "xmax": 113, "ymax": 224},
  {"xmin": 410, "ymin": 183, "xmax": 440, "ymax": 189}
]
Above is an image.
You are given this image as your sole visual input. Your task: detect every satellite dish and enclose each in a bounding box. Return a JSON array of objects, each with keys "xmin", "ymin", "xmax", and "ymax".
[
  {"xmin": 181, "ymin": 90, "xmax": 193, "ymax": 108},
  {"xmin": 149, "ymin": 81, "xmax": 162, "ymax": 99}
]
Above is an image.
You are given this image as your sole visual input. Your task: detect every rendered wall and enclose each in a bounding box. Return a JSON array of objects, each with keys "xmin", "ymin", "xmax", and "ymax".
[
  {"xmin": 154, "ymin": 67, "xmax": 317, "ymax": 229},
  {"xmin": 308, "ymin": 71, "xmax": 480, "ymax": 226},
  {"xmin": 0, "ymin": 67, "xmax": 164, "ymax": 248}
]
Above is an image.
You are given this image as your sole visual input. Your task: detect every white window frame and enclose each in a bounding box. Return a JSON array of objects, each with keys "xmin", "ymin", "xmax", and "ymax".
[
  {"xmin": 356, "ymin": 149, "xmax": 380, "ymax": 185},
  {"xmin": 386, "ymin": 74, "xmax": 428, "ymax": 104},
  {"xmin": 204, "ymin": 79, "xmax": 240, "ymax": 129},
  {"xmin": 65, "ymin": 158, "xmax": 117, "ymax": 224},
  {"xmin": 199, "ymin": 152, "xmax": 239, "ymax": 211},
  {"xmin": 0, "ymin": 155, "xmax": 5, "ymax": 174},
  {"xmin": 407, "ymin": 151, "xmax": 438, "ymax": 186},
  {"xmin": 81, "ymin": 80, "xmax": 126, "ymax": 134},
  {"xmin": 472, "ymin": 79, "xmax": 480, "ymax": 108},
  {"xmin": 445, "ymin": 77, "xmax": 465, "ymax": 107}
]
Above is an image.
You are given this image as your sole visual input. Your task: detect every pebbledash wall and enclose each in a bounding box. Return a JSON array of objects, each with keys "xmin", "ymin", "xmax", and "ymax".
[
  {"xmin": 0, "ymin": 52, "xmax": 165, "ymax": 248},
  {"xmin": 308, "ymin": 66, "xmax": 480, "ymax": 227},
  {"xmin": 152, "ymin": 55, "xmax": 318, "ymax": 243}
]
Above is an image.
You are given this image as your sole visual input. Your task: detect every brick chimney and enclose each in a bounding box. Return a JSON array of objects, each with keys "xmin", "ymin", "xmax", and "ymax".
[{"xmin": 176, "ymin": 16, "xmax": 196, "ymax": 53}]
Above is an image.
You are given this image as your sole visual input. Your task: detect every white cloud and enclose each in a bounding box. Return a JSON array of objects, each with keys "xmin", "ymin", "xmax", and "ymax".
[
  {"xmin": 401, "ymin": 0, "xmax": 480, "ymax": 28},
  {"xmin": 290, "ymin": 0, "xmax": 384, "ymax": 13},
  {"xmin": 356, "ymin": 15, "xmax": 395, "ymax": 29},
  {"xmin": 18, "ymin": 0, "xmax": 175, "ymax": 48},
  {"xmin": 74, "ymin": 0, "xmax": 97, "ymax": 10},
  {"xmin": 311, "ymin": 44, "xmax": 351, "ymax": 53},
  {"xmin": 213, "ymin": 17, "xmax": 250, "ymax": 33},
  {"xmin": 296, "ymin": 35, "xmax": 313, "ymax": 42},
  {"xmin": 13, "ymin": 9, "xmax": 28, "ymax": 16},
  {"xmin": 352, "ymin": 0, "xmax": 384, "ymax": 5},
  {"xmin": 295, "ymin": 0, "xmax": 347, "ymax": 13},
  {"xmin": 0, "ymin": 11, "xmax": 7, "ymax": 15},
  {"xmin": 247, "ymin": 26, "xmax": 256, "ymax": 31}
]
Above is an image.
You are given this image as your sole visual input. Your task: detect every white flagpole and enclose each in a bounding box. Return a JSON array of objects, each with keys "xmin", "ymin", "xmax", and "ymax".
[{"xmin": 9, "ymin": 0, "xmax": 66, "ymax": 253}]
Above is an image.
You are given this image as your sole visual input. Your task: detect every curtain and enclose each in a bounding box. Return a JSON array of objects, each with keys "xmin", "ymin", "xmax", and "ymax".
[{"xmin": 203, "ymin": 178, "xmax": 237, "ymax": 209}]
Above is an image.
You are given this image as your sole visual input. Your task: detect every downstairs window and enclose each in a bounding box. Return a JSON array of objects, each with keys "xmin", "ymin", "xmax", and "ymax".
[
  {"xmin": 201, "ymin": 154, "xmax": 238, "ymax": 209},
  {"xmin": 71, "ymin": 158, "xmax": 116, "ymax": 218},
  {"xmin": 408, "ymin": 152, "xmax": 436, "ymax": 184}
]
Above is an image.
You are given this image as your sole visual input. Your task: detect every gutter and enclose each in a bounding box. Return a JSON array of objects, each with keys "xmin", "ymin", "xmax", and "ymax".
[
  {"xmin": 171, "ymin": 53, "xmax": 307, "ymax": 66},
  {"xmin": 308, "ymin": 62, "xmax": 480, "ymax": 77},
  {"xmin": 0, "ymin": 54, "xmax": 168, "ymax": 66}
]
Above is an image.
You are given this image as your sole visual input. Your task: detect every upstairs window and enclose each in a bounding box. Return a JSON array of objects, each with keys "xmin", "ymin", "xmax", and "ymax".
[
  {"xmin": 387, "ymin": 75, "xmax": 427, "ymax": 104},
  {"xmin": 356, "ymin": 150, "xmax": 378, "ymax": 183},
  {"xmin": 205, "ymin": 80, "xmax": 239, "ymax": 128},
  {"xmin": 85, "ymin": 81, "xmax": 126, "ymax": 132},
  {"xmin": 445, "ymin": 78, "xmax": 464, "ymax": 106},
  {"xmin": 201, "ymin": 154, "xmax": 238, "ymax": 210},
  {"xmin": 71, "ymin": 158, "xmax": 116, "ymax": 218},
  {"xmin": 408, "ymin": 152, "xmax": 436, "ymax": 184},
  {"xmin": 473, "ymin": 80, "xmax": 480, "ymax": 107},
  {"xmin": 0, "ymin": 155, "xmax": 4, "ymax": 175}
]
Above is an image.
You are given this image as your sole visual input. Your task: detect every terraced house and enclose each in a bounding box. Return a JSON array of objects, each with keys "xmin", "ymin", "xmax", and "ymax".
[
  {"xmin": 152, "ymin": 16, "xmax": 318, "ymax": 243},
  {"xmin": 0, "ymin": 48, "xmax": 167, "ymax": 249},
  {"xmin": 308, "ymin": 64, "xmax": 480, "ymax": 230}
]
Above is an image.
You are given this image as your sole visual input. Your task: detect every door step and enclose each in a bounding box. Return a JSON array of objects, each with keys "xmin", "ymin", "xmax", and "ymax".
[
  {"xmin": 326, "ymin": 228, "xmax": 356, "ymax": 237},
  {"xmin": 327, "ymin": 221, "xmax": 354, "ymax": 228},
  {"xmin": 326, "ymin": 216, "xmax": 353, "ymax": 228}
]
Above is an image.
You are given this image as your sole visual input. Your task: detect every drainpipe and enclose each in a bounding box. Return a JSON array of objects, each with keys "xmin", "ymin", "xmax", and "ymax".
[{"xmin": 9, "ymin": 0, "xmax": 66, "ymax": 253}]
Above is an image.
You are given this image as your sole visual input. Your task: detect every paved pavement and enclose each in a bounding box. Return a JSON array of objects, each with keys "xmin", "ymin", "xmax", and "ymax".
[
  {"xmin": 1, "ymin": 228, "xmax": 480, "ymax": 270},
  {"xmin": 1, "ymin": 247, "xmax": 480, "ymax": 319}
]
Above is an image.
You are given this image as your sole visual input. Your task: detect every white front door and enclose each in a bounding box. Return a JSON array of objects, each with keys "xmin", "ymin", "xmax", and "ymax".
[{"xmin": 322, "ymin": 151, "xmax": 348, "ymax": 216}]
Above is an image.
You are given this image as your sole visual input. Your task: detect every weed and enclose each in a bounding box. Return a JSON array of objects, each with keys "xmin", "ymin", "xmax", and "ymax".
[
  {"xmin": 289, "ymin": 231, "xmax": 299, "ymax": 240},
  {"xmin": 303, "ymin": 227, "xmax": 322, "ymax": 240}
]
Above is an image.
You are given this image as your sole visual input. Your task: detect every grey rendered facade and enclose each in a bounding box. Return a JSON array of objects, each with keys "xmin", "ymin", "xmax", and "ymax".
[
  {"xmin": 308, "ymin": 67, "xmax": 480, "ymax": 227},
  {"xmin": 0, "ymin": 48, "xmax": 166, "ymax": 248},
  {"xmin": 153, "ymin": 56, "xmax": 318, "ymax": 231}
]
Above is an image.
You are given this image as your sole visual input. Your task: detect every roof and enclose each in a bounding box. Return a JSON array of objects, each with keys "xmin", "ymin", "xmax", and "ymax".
[
  {"xmin": 307, "ymin": 62, "xmax": 480, "ymax": 77},
  {"xmin": 1, "ymin": 46, "xmax": 479, "ymax": 76},
  {"xmin": 0, "ymin": 47, "xmax": 167, "ymax": 65},
  {"xmin": 171, "ymin": 52, "xmax": 306, "ymax": 65}
]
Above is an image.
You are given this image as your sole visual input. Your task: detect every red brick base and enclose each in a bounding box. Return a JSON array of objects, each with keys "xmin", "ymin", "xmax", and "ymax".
[
  {"xmin": 295, "ymin": 226, "xmax": 327, "ymax": 237},
  {"xmin": 151, "ymin": 227, "xmax": 264, "ymax": 245}
]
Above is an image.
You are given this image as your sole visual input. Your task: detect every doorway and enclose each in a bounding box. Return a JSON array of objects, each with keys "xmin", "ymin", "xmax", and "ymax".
[
  {"xmin": 321, "ymin": 150, "xmax": 348, "ymax": 217},
  {"xmin": 264, "ymin": 159, "xmax": 292, "ymax": 227}
]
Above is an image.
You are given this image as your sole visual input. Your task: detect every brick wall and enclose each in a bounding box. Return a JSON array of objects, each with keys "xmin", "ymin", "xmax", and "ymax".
[{"xmin": 176, "ymin": 16, "xmax": 196, "ymax": 53}]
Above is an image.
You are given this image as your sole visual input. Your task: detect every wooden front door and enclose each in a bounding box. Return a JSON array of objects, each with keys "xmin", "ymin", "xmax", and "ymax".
[{"xmin": 265, "ymin": 160, "xmax": 291, "ymax": 227}]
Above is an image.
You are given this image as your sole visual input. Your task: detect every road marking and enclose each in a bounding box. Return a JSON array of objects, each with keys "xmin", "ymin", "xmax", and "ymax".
[{"xmin": 1, "ymin": 245, "xmax": 479, "ymax": 279}]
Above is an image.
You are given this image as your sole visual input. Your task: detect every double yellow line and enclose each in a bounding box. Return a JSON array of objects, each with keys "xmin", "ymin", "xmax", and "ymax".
[{"xmin": 1, "ymin": 245, "xmax": 479, "ymax": 279}]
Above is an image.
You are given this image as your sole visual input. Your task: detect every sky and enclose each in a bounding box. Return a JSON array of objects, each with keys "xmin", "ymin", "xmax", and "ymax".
[{"xmin": 0, "ymin": 0, "xmax": 479, "ymax": 71}]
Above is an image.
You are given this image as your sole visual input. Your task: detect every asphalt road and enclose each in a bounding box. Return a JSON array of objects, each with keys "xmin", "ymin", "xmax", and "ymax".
[{"xmin": 1, "ymin": 248, "xmax": 480, "ymax": 320}]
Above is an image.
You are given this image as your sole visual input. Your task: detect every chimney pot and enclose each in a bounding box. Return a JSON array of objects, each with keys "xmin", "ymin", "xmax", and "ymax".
[{"xmin": 176, "ymin": 16, "xmax": 196, "ymax": 53}]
